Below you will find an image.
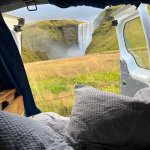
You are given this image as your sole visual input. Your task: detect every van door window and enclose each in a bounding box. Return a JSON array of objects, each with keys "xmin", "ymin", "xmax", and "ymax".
[{"xmin": 124, "ymin": 17, "xmax": 150, "ymax": 69}]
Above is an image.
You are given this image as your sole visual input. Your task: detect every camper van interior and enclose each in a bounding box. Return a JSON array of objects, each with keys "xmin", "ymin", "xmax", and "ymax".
[{"xmin": 1, "ymin": 0, "xmax": 150, "ymax": 150}]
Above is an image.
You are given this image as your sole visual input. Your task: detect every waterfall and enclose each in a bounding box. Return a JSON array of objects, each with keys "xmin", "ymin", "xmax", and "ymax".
[{"xmin": 78, "ymin": 11, "xmax": 104, "ymax": 54}]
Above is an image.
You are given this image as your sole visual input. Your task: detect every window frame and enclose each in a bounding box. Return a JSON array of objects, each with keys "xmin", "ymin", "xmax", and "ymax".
[
  {"xmin": 115, "ymin": 4, "xmax": 150, "ymax": 85},
  {"xmin": 123, "ymin": 17, "xmax": 150, "ymax": 70}
]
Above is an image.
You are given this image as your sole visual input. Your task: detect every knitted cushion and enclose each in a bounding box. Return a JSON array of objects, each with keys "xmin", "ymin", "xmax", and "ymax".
[{"xmin": 65, "ymin": 85, "xmax": 150, "ymax": 150}]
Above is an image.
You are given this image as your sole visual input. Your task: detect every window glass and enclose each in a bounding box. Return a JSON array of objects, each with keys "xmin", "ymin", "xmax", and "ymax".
[{"xmin": 124, "ymin": 17, "xmax": 150, "ymax": 69}]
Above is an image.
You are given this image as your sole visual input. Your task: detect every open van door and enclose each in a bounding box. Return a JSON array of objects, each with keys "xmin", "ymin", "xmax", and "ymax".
[
  {"xmin": 2, "ymin": 14, "xmax": 24, "ymax": 55},
  {"xmin": 113, "ymin": 4, "xmax": 150, "ymax": 97}
]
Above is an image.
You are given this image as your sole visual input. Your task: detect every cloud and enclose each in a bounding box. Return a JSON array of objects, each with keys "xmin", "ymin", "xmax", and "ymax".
[{"xmin": 8, "ymin": 4, "xmax": 103, "ymax": 23}]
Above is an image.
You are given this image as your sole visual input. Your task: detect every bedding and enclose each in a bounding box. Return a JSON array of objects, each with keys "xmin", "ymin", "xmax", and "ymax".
[
  {"xmin": 0, "ymin": 111, "xmax": 72, "ymax": 150},
  {"xmin": 65, "ymin": 85, "xmax": 150, "ymax": 150},
  {"xmin": 1, "ymin": 86, "xmax": 150, "ymax": 150},
  {"xmin": 31, "ymin": 112, "xmax": 70, "ymax": 137}
]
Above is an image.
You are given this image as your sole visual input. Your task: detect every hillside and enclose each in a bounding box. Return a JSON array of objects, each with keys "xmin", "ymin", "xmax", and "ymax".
[
  {"xmin": 22, "ymin": 20, "xmax": 81, "ymax": 63},
  {"xmin": 86, "ymin": 6, "xmax": 121, "ymax": 54},
  {"xmin": 22, "ymin": 6, "xmax": 121, "ymax": 63},
  {"xmin": 22, "ymin": 47, "xmax": 41, "ymax": 63}
]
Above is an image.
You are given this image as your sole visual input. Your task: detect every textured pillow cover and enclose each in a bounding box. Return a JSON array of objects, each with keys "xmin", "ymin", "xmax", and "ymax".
[
  {"xmin": 0, "ymin": 111, "xmax": 73, "ymax": 150},
  {"xmin": 65, "ymin": 85, "xmax": 150, "ymax": 150}
]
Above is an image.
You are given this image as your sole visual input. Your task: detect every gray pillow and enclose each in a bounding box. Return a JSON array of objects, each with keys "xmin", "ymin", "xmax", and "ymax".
[
  {"xmin": 65, "ymin": 85, "xmax": 150, "ymax": 150},
  {"xmin": 0, "ymin": 111, "xmax": 73, "ymax": 150}
]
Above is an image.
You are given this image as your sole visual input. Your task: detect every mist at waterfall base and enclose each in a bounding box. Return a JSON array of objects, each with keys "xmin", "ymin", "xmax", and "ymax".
[{"xmin": 47, "ymin": 43, "xmax": 83, "ymax": 59}]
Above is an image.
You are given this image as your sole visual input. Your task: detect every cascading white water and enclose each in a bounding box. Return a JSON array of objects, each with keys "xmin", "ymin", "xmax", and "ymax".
[{"xmin": 78, "ymin": 11, "xmax": 104, "ymax": 54}]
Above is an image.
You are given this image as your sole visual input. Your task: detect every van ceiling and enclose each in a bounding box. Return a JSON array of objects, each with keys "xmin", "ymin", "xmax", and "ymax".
[{"xmin": 0, "ymin": 0, "xmax": 149, "ymax": 12}]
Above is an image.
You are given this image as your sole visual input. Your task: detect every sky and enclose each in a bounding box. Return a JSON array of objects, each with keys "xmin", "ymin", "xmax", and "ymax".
[{"xmin": 8, "ymin": 4, "xmax": 103, "ymax": 23}]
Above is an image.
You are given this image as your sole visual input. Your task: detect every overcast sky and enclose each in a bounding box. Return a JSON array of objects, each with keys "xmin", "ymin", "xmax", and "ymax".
[{"xmin": 8, "ymin": 4, "xmax": 103, "ymax": 23}]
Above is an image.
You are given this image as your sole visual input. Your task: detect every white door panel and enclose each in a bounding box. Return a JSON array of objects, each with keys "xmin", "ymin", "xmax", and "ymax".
[{"xmin": 114, "ymin": 4, "xmax": 150, "ymax": 96}]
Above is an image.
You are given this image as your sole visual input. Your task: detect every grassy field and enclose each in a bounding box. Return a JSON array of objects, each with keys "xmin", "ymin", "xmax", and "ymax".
[{"xmin": 25, "ymin": 52, "xmax": 120, "ymax": 116}]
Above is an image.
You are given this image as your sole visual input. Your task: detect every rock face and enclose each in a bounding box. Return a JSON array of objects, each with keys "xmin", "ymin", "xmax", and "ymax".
[{"xmin": 78, "ymin": 11, "xmax": 104, "ymax": 55}]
